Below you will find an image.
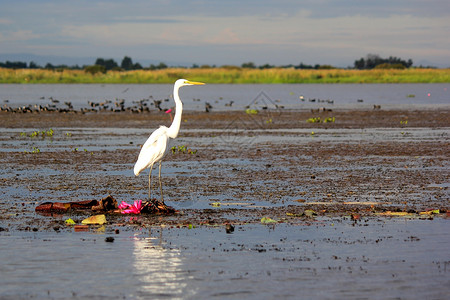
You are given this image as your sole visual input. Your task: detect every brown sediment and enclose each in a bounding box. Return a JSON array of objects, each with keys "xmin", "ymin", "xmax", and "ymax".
[
  {"xmin": 0, "ymin": 109, "xmax": 448, "ymax": 231},
  {"xmin": 0, "ymin": 109, "xmax": 449, "ymax": 129}
]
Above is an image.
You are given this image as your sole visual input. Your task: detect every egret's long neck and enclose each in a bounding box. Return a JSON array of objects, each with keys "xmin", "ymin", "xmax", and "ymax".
[{"xmin": 167, "ymin": 86, "xmax": 183, "ymax": 138}]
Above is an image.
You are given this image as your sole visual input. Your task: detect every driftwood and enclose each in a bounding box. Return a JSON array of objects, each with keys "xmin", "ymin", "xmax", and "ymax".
[{"xmin": 35, "ymin": 195, "xmax": 176, "ymax": 215}]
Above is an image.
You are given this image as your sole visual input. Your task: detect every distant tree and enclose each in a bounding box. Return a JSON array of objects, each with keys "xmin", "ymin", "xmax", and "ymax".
[
  {"xmin": 374, "ymin": 63, "xmax": 406, "ymax": 69},
  {"xmin": 133, "ymin": 62, "xmax": 143, "ymax": 70},
  {"xmin": 121, "ymin": 56, "xmax": 133, "ymax": 70},
  {"xmin": 95, "ymin": 58, "xmax": 105, "ymax": 66},
  {"xmin": 84, "ymin": 65, "xmax": 106, "ymax": 74},
  {"xmin": 281, "ymin": 64, "xmax": 295, "ymax": 69},
  {"xmin": 95, "ymin": 58, "xmax": 118, "ymax": 70},
  {"xmin": 241, "ymin": 62, "xmax": 256, "ymax": 68},
  {"xmin": 221, "ymin": 65, "xmax": 241, "ymax": 70},
  {"xmin": 295, "ymin": 62, "xmax": 314, "ymax": 69},
  {"xmin": 157, "ymin": 62, "xmax": 168, "ymax": 69},
  {"xmin": 407, "ymin": 59, "xmax": 413, "ymax": 68},
  {"xmin": 354, "ymin": 54, "xmax": 413, "ymax": 69},
  {"xmin": 148, "ymin": 62, "xmax": 168, "ymax": 70},
  {"xmin": 259, "ymin": 63, "xmax": 274, "ymax": 69},
  {"xmin": 29, "ymin": 61, "xmax": 41, "ymax": 69},
  {"xmin": 354, "ymin": 58, "xmax": 365, "ymax": 69},
  {"xmin": 317, "ymin": 65, "xmax": 335, "ymax": 69},
  {"xmin": 0, "ymin": 61, "xmax": 27, "ymax": 69}
]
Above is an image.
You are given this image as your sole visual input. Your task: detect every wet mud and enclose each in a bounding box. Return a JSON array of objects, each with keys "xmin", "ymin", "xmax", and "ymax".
[
  {"xmin": 1, "ymin": 108, "xmax": 449, "ymax": 299},
  {"xmin": 0, "ymin": 109, "xmax": 448, "ymax": 231}
]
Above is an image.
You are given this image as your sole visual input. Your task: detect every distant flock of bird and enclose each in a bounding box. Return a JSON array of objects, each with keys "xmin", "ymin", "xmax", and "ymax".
[
  {"xmin": 1, "ymin": 96, "xmax": 176, "ymax": 114},
  {"xmin": 1, "ymin": 94, "xmax": 381, "ymax": 114}
]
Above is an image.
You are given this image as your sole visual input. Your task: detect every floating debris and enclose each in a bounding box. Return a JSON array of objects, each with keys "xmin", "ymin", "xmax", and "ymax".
[
  {"xmin": 82, "ymin": 214, "xmax": 107, "ymax": 225},
  {"xmin": 65, "ymin": 218, "xmax": 76, "ymax": 226},
  {"xmin": 261, "ymin": 217, "xmax": 278, "ymax": 224}
]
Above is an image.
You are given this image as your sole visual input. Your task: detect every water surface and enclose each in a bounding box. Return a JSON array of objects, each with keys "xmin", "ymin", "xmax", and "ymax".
[
  {"xmin": 1, "ymin": 220, "xmax": 448, "ymax": 299},
  {"xmin": 1, "ymin": 83, "xmax": 449, "ymax": 111}
]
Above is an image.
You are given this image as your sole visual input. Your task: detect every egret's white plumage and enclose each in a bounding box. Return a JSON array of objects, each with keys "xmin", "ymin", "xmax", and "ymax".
[
  {"xmin": 134, "ymin": 79, "xmax": 204, "ymax": 203},
  {"xmin": 134, "ymin": 126, "xmax": 170, "ymax": 176}
]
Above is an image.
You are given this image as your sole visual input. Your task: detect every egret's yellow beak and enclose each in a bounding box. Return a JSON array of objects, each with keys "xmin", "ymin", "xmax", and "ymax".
[{"xmin": 186, "ymin": 80, "xmax": 205, "ymax": 85}]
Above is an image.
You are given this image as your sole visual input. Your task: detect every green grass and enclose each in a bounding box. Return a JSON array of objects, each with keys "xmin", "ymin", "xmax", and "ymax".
[{"xmin": 0, "ymin": 67, "xmax": 449, "ymax": 84}]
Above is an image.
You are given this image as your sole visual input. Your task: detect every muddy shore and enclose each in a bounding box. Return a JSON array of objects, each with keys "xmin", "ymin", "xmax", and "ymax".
[
  {"xmin": 1, "ymin": 108, "xmax": 449, "ymax": 129},
  {"xmin": 0, "ymin": 108, "xmax": 448, "ymax": 231}
]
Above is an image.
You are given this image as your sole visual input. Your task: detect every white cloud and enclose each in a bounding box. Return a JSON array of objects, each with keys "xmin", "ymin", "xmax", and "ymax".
[
  {"xmin": 0, "ymin": 30, "xmax": 40, "ymax": 42},
  {"xmin": 0, "ymin": 18, "xmax": 13, "ymax": 25}
]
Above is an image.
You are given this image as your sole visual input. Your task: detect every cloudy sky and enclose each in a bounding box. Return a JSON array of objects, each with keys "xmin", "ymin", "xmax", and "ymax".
[{"xmin": 1, "ymin": 0, "xmax": 449, "ymax": 67}]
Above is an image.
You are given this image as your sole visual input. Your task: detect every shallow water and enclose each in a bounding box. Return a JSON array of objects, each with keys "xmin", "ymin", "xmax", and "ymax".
[
  {"xmin": 1, "ymin": 220, "xmax": 449, "ymax": 299},
  {"xmin": 1, "ymin": 83, "xmax": 449, "ymax": 111},
  {"xmin": 0, "ymin": 105, "xmax": 449, "ymax": 298},
  {"xmin": 2, "ymin": 126, "xmax": 447, "ymax": 152}
]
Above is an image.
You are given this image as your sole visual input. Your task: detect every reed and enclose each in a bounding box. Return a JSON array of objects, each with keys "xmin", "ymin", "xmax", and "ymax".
[{"xmin": 0, "ymin": 67, "xmax": 448, "ymax": 84}]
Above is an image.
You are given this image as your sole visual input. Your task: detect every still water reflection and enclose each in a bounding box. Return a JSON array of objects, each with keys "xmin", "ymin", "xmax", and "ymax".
[
  {"xmin": 132, "ymin": 229, "xmax": 192, "ymax": 299},
  {"xmin": 0, "ymin": 220, "xmax": 448, "ymax": 299}
]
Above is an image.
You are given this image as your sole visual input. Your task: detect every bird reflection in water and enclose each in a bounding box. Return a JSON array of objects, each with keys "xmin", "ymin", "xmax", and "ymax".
[{"xmin": 132, "ymin": 228, "xmax": 194, "ymax": 298}]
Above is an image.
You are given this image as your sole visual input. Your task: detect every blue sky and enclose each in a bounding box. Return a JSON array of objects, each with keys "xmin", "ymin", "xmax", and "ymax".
[{"xmin": 1, "ymin": 0, "xmax": 449, "ymax": 67}]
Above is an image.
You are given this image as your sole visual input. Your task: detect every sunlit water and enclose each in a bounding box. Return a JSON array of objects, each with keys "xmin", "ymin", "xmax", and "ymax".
[
  {"xmin": 0, "ymin": 220, "xmax": 448, "ymax": 299},
  {"xmin": 1, "ymin": 83, "xmax": 449, "ymax": 111}
]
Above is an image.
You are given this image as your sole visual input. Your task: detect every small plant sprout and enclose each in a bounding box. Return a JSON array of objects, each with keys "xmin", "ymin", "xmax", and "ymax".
[
  {"xmin": 46, "ymin": 129, "xmax": 54, "ymax": 137},
  {"xmin": 307, "ymin": 117, "xmax": 335, "ymax": 123},
  {"xmin": 171, "ymin": 145, "xmax": 198, "ymax": 155},
  {"xmin": 21, "ymin": 129, "xmax": 54, "ymax": 138},
  {"xmin": 307, "ymin": 117, "xmax": 321, "ymax": 123},
  {"xmin": 245, "ymin": 108, "xmax": 259, "ymax": 115},
  {"xmin": 24, "ymin": 147, "xmax": 41, "ymax": 154}
]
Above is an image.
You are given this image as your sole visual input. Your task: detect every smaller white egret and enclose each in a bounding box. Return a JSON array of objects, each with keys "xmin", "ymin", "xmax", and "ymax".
[{"xmin": 134, "ymin": 79, "xmax": 204, "ymax": 204}]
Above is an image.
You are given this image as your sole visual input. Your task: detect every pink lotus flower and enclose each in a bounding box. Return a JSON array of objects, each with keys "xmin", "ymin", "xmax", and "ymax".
[{"xmin": 118, "ymin": 200, "xmax": 143, "ymax": 214}]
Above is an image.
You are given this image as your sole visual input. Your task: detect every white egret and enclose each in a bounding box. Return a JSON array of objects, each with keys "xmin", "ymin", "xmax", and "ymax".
[{"xmin": 134, "ymin": 79, "xmax": 205, "ymax": 204}]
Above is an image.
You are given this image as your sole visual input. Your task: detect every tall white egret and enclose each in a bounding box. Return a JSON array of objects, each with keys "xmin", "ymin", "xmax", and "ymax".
[{"xmin": 134, "ymin": 79, "xmax": 205, "ymax": 204}]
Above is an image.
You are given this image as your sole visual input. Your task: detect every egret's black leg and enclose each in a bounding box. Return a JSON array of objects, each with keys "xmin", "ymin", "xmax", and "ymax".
[
  {"xmin": 158, "ymin": 161, "xmax": 164, "ymax": 204},
  {"xmin": 148, "ymin": 164, "xmax": 153, "ymax": 200}
]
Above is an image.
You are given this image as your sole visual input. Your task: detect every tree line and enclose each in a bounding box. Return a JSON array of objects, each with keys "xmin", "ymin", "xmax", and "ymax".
[
  {"xmin": 354, "ymin": 54, "xmax": 413, "ymax": 69},
  {"xmin": 0, "ymin": 54, "xmax": 419, "ymax": 71}
]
